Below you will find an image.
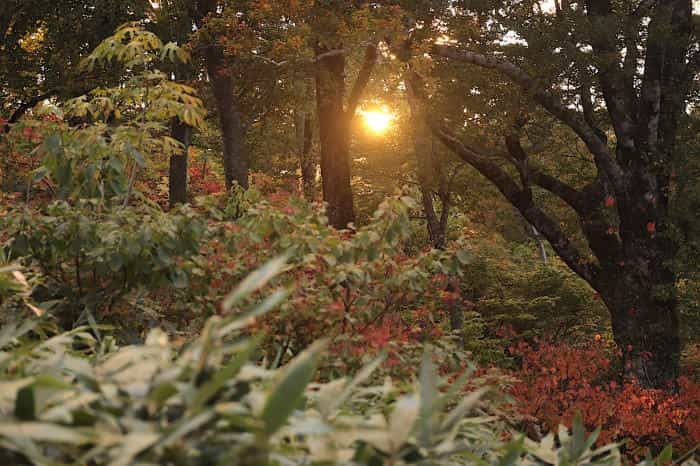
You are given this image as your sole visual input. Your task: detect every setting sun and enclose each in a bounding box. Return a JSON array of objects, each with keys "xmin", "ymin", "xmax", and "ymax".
[{"xmin": 360, "ymin": 108, "xmax": 394, "ymax": 134}]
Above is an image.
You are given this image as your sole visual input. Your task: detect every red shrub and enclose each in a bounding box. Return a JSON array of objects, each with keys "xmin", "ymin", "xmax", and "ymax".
[{"xmin": 508, "ymin": 338, "xmax": 700, "ymax": 461}]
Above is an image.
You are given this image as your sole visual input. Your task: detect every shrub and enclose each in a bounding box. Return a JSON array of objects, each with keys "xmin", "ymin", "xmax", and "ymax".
[
  {"xmin": 508, "ymin": 337, "xmax": 700, "ymax": 462},
  {"xmin": 0, "ymin": 259, "xmax": 669, "ymax": 466},
  {"xmin": 189, "ymin": 190, "xmax": 482, "ymax": 376},
  {"xmin": 2, "ymin": 200, "xmax": 206, "ymax": 330}
]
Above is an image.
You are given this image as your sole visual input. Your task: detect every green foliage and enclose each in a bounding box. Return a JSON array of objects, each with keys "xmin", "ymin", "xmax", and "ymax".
[
  {"xmin": 454, "ymin": 220, "xmax": 608, "ymax": 344},
  {"xmin": 2, "ymin": 200, "xmax": 205, "ymax": 329},
  {"xmin": 189, "ymin": 190, "xmax": 479, "ymax": 374},
  {"xmin": 30, "ymin": 23, "xmax": 205, "ymax": 203},
  {"xmin": 0, "ymin": 263, "xmax": 662, "ymax": 466}
]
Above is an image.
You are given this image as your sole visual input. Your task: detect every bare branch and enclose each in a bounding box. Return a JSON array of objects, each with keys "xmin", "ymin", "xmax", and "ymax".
[{"xmin": 346, "ymin": 43, "xmax": 378, "ymax": 117}]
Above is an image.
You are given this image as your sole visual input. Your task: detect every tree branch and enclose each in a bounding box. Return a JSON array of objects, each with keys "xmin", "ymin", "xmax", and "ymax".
[
  {"xmin": 431, "ymin": 44, "xmax": 625, "ymax": 192},
  {"xmin": 529, "ymin": 167, "xmax": 586, "ymax": 213},
  {"xmin": 430, "ymin": 121, "xmax": 598, "ymax": 283},
  {"xmin": 3, "ymin": 91, "xmax": 56, "ymax": 133},
  {"xmin": 346, "ymin": 43, "xmax": 378, "ymax": 118},
  {"xmin": 585, "ymin": 0, "xmax": 638, "ymax": 152}
]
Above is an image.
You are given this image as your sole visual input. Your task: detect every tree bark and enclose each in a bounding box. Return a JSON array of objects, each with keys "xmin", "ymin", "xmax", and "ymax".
[
  {"xmin": 205, "ymin": 50, "xmax": 249, "ymax": 191},
  {"xmin": 596, "ymin": 248, "xmax": 681, "ymax": 385},
  {"xmin": 314, "ymin": 43, "xmax": 377, "ymax": 229},
  {"xmin": 417, "ymin": 0, "xmax": 693, "ymax": 386},
  {"xmin": 169, "ymin": 118, "xmax": 191, "ymax": 208},
  {"xmin": 315, "ymin": 44, "xmax": 355, "ymax": 228},
  {"xmin": 406, "ymin": 75, "xmax": 450, "ymax": 249},
  {"xmin": 195, "ymin": 0, "xmax": 249, "ymax": 192}
]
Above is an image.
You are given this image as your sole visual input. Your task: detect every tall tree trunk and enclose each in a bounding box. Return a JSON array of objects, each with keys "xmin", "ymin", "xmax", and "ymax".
[
  {"xmin": 315, "ymin": 45, "xmax": 355, "ymax": 228},
  {"xmin": 314, "ymin": 43, "xmax": 377, "ymax": 229},
  {"xmin": 169, "ymin": 118, "xmax": 191, "ymax": 208},
  {"xmin": 195, "ymin": 0, "xmax": 248, "ymax": 192},
  {"xmin": 205, "ymin": 51, "xmax": 249, "ymax": 191},
  {"xmin": 295, "ymin": 110, "xmax": 315, "ymax": 199},
  {"xmin": 592, "ymin": 208, "xmax": 681, "ymax": 385},
  {"xmin": 407, "ymin": 76, "xmax": 450, "ymax": 249}
]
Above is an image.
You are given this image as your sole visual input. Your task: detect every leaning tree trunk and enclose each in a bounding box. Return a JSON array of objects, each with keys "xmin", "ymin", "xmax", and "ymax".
[
  {"xmin": 169, "ymin": 118, "xmax": 191, "ymax": 208},
  {"xmin": 315, "ymin": 45, "xmax": 355, "ymax": 229}
]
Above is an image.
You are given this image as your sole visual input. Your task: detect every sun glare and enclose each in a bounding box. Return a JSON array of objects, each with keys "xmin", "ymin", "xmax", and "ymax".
[{"xmin": 360, "ymin": 109, "xmax": 394, "ymax": 134}]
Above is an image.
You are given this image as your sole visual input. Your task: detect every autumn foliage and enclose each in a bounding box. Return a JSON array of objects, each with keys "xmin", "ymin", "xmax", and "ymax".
[{"xmin": 508, "ymin": 337, "xmax": 700, "ymax": 461}]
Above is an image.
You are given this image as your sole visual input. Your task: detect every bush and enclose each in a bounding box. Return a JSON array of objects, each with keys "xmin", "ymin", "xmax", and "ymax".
[
  {"xmin": 188, "ymin": 190, "xmax": 483, "ymax": 376},
  {"xmin": 508, "ymin": 337, "xmax": 700, "ymax": 462},
  {"xmin": 0, "ymin": 260, "xmax": 672, "ymax": 466},
  {"xmin": 2, "ymin": 200, "xmax": 206, "ymax": 330}
]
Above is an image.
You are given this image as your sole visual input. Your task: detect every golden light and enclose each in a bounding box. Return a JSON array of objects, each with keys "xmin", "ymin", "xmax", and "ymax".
[{"xmin": 360, "ymin": 108, "xmax": 395, "ymax": 135}]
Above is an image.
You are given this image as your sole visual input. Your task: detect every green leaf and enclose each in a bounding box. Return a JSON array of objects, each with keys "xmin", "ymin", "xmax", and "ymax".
[
  {"xmin": 261, "ymin": 339, "xmax": 327, "ymax": 436},
  {"xmin": 497, "ymin": 437, "xmax": 525, "ymax": 466},
  {"xmin": 221, "ymin": 254, "xmax": 290, "ymax": 312},
  {"xmin": 456, "ymin": 249, "xmax": 472, "ymax": 265},
  {"xmin": 655, "ymin": 444, "xmax": 672, "ymax": 465},
  {"xmin": 324, "ymin": 351, "xmax": 386, "ymax": 417},
  {"xmin": 440, "ymin": 386, "xmax": 488, "ymax": 434},
  {"xmin": 0, "ymin": 422, "xmax": 89, "ymax": 444},
  {"xmin": 217, "ymin": 288, "xmax": 289, "ymax": 337},
  {"xmin": 388, "ymin": 394, "xmax": 419, "ymax": 452},
  {"xmin": 191, "ymin": 337, "xmax": 259, "ymax": 413},
  {"xmin": 417, "ymin": 351, "xmax": 439, "ymax": 447},
  {"xmin": 14, "ymin": 386, "xmax": 35, "ymax": 421},
  {"xmin": 108, "ymin": 432, "xmax": 160, "ymax": 466}
]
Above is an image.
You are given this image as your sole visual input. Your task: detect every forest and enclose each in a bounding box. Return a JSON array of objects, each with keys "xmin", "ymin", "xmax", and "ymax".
[{"xmin": 0, "ymin": 0, "xmax": 699, "ymax": 465}]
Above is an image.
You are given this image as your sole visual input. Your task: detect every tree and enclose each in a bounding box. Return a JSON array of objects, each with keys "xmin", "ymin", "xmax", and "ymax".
[
  {"xmin": 169, "ymin": 118, "xmax": 192, "ymax": 207},
  {"xmin": 192, "ymin": 0, "xmax": 250, "ymax": 190},
  {"xmin": 295, "ymin": 108, "xmax": 316, "ymax": 199},
  {"xmin": 310, "ymin": 1, "xmax": 381, "ymax": 228},
  {"xmin": 412, "ymin": 0, "xmax": 696, "ymax": 386},
  {"xmin": 406, "ymin": 77, "xmax": 452, "ymax": 249},
  {"xmin": 0, "ymin": 0, "xmax": 148, "ymax": 132}
]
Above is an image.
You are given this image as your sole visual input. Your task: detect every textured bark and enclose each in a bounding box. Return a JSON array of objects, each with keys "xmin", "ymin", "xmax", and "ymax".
[
  {"xmin": 423, "ymin": 0, "xmax": 693, "ymax": 387},
  {"xmin": 315, "ymin": 45, "xmax": 354, "ymax": 228},
  {"xmin": 196, "ymin": 0, "xmax": 249, "ymax": 191},
  {"xmin": 169, "ymin": 118, "xmax": 191, "ymax": 208},
  {"xmin": 315, "ymin": 43, "xmax": 377, "ymax": 229},
  {"xmin": 205, "ymin": 51, "xmax": 249, "ymax": 191}
]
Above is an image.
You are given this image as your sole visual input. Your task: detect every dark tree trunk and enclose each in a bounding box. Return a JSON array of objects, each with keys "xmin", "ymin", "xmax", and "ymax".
[
  {"xmin": 593, "ymin": 211, "xmax": 682, "ymax": 385},
  {"xmin": 205, "ymin": 51, "xmax": 249, "ymax": 191},
  {"xmin": 314, "ymin": 43, "xmax": 377, "ymax": 229},
  {"xmin": 315, "ymin": 45, "xmax": 355, "ymax": 229},
  {"xmin": 169, "ymin": 118, "xmax": 191, "ymax": 208},
  {"xmin": 295, "ymin": 110, "xmax": 316, "ymax": 199},
  {"xmin": 420, "ymin": 0, "xmax": 693, "ymax": 387},
  {"xmin": 196, "ymin": 0, "xmax": 248, "ymax": 192}
]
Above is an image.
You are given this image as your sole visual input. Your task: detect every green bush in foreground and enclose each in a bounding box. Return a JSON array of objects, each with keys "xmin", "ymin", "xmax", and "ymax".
[{"xmin": 0, "ymin": 259, "xmax": 692, "ymax": 466}]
